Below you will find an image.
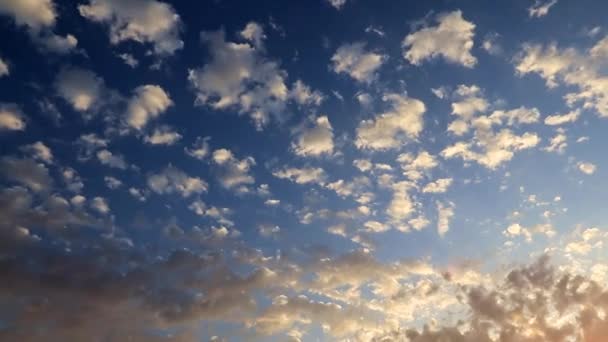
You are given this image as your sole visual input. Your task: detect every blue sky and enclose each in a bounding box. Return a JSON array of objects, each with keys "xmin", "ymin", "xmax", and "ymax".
[{"xmin": 2, "ymin": 0, "xmax": 608, "ymax": 341}]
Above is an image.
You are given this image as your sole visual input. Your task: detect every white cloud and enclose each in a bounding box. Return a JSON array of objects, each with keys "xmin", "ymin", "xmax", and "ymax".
[
  {"xmin": 544, "ymin": 131, "xmax": 567, "ymax": 153},
  {"xmin": 55, "ymin": 67, "xmax": 105, "ymax": 113},
  {"xmin": 20, "ymin": 141, "xmax": 53, "ymax": 163},
  {"xmin": 0, "ymin": 103, "xmax": 26, "ymax": 131},
  {"xmin": 90, "ymin": 196, "xmax": 109, "ymax": 214},
  {"xmin": 331, "ymin": 42, "xmax": 386, "ymax": 82},
  {"xmin": 273, "ymin": 167, "xmax": 326, "ymax": 185},
  {"xmin": 544, "ymin": 109, "xmax": 580, "ymax": 125},
  {"xmin": 387, "ymin": 181, "xmax": 415, "ymax": 223},
  {"xmin": 185, "ymin": 136, "xmax": 210, "ymax": 160},
  {"xmin": 403, "ymin": 10, "xmax": 477, "ymax": 67},
  {"xmin": 356, "ymin": 93, "xmax": 426, "ymax": 150},
  {"xmin": 0, "ymin": 0, "xmax": 78, "ymax": 53},
  {"xmin": 0, "ymin": 57, "xmax": 9, "ymax": 77},
  {"xmin": 144, "ymin": 125, "xmax": 182, "ymax": 145},
  {"xmin": 240, "ymin": 22, "xmax": 266, "ymax": 48},
  {"xmin": 117, "ymin": 53, "xmax": 138, "ymax": 68},
  {"xmin": 126, "ymin": 85, "xmax": 172, "ymax": 130},
  {"xmin": 578, "ymin": 161, "xmax": 597, "ymax": 175},
  {"xmin": 212, "ymin": 148, "xmax": 256, "ymax": 193},
  {"xmin": 128, "ymin": 187, "xmax": 146, "ymax": 201},
  {"xmin": 258, "ymin": 224, "xmax": 280, "ymax": 238},
  {"xmin": 292, "ymin": 116, "xmax": 334, "ymax": 157},
  {"xmin": 104, "ymin": 176, "xmax": 122, "ymax": 189},
  {"xmin": 188, "ymin": 25, "xmax": 292, "ymax": 129},
  {"xmin": 422, "ymin": 178, "xmax": 453, "ymax": 193},
  {"xmin": 290, "ymin": 80, "xmax": 324, "ymax": 106},
  {"xmin": 0, "ymin": 157, "xmax": 52, "ymax": 192},
  {"xmin": 0, "ymin": 0, "xmax": 56, "ymax": 30},
  {"xmin": 326, "ymin": 0, "xmax": 347, "ymax": 10},
  {"xmin": 528, "ymin": 0, "xmax": 558, "ymax": 18},
  {"xmin": 147, "ymin": 165, "xmax": 208, "ymax": 197},
  {"xmin": 515, "ymin": 37, "xmax": 608, "ymax": 117},
  {"xmin": 78, "ymin": 0, "xmax": 183, "ymax": 56},
  {"xmin": 436, "ymin": 201, "xmax": 454, "ymax": 237},
  {"xmin": 96, "ymin": 149, "xmax": 127, "ymax": 169},
  {"xmin": 503, "ymin": 223, "xmax": 555, "ymax": 242},
  {"xmin": 363, "ymin": 220, "xmax": 390, "ymax": 233}
]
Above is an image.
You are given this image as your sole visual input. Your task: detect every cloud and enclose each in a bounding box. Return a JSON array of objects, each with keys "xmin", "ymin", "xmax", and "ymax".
[
  {"xmin": 0, "ymin": 0, "xmax": 56, "ymax": 30},
  {"xmin": 211, "ymin": 148, "xmax": 256, "ymax": 193},
  {"xmin": 326, "ymin": 0, "xmax": 347, "ymax": 10},
  {"xmin": 240, "ymin": 22, "xmax": 266, "ymax": 48},
  {"xmin": 188, "ymin": 25, "xmax": 289, "ymax": 129},
  {"xmin": 273, "ymin": 167, "xmax": 326, "ymax": 185},
  {"xmin": 185, "ymin": 136, "xmax": 210, "ymax": 160},
  {"xmin": 0, "ymin": 157, "xmax": 52, "ymax": 192},
  {"xmin": 289, "ymin": 80, "xmax": 324, "ymax": 106},
  {"xmin": 503, "ymin": 222, "xmax": 555, "ymax": 242},
  {"xmin": 544, "ymin": 109, "xmax": 581, "ymax": 125},
  {"xmin": 331, "ymin": 42, "xmax": 386, "ymax": 82},
  {"xmin": 104, "ymin": 176, "xmax": 122, "ymax": 189},
  {"xmin": 19, "ymin": 141, "xmax": 53, "ymax": 163},
  {"xmin": 90, "ymin": 196, "xmax": 110, "ymax": 214},
  {"xmin": 578, "ymin": 161, "xmax": 597, "ymax": 175},
  {"xmin": 422, "ymin": 178, "xmax": 453, "ymax": 193},
  {"xmin": 147, "ymin": 165, "xmax": 208, "ymax": 197},
  {"xmin": 292, "ymin": 115, "xmax": 334, "ymax": 157},
  {"xmin": 544, "ymin": 130, "xmax": 567, "ymax": 153},
  {"xmin": 78, "ymin": 0, "xmax": 183, "ymax": 56},
  {"xmin": 436, "ymin": 201, "xmax": 454, "ymax": 237},
  {"xmin": 126, "ymin": 84, "xmax": 173, "ymax": 130},
  {"xmin": 514, "ymin": 37, "xmax": 608, "ymax": 117},
  {"xmin": 0, "ymin": 103, "xmax": 26, "ymax": 131},
  {"xmin": 356, "ymin": 93, "xmax": 426, "ymax": 150},
  {"xmin": 0, "ymin": 0, "xmax": 78, "ymax": 53},
  {"xmin": 96, "ymin": 149, "xmax": 127, "ymax": 169},
  {"xmin": 55, "ymin": 67, "xmax": 105, "ymax": 114},
  {"xmin": 144, "ymin": 125, "xmax": 182, "ymax": 145},
  {"xmin": 0, "ymin": 57, "xmax": 9, "ymax": 76},
  {"xmin": 403, "ymin": 10, "xmax": 477, "ymax": 67},
  {"xmin": 528, "ymin": 0, "xmax": 558, "ymax": 18}
]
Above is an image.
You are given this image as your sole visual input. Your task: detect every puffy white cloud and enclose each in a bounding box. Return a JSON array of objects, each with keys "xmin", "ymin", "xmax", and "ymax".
[
  {"xmin": 387, "ymin": 181, "xmax": 415, "ymax": 223},
  {"xmin": 331, "ymin": 42, "xmax": 386, "ymax": 82},
  {"xmin": 78, "ymin": 0, "xmax": 183, "ymax": 56},
  {"xmin": 144, "ymin": 125, "xmax": 182, "ymax": 145},
  {"xmin": 96, "ymin": 150, "xmax": 127, "ymax": 169},
  {"xmin": 90, "ymin": 196, "xmax": 109, "ymax": 214},
  {"xmin": 326, "ymin": 0, "xmax": 347, "ymax": 10},
  {"xmin": 185, "ymin": 136, "xmax": 210, "ymax": 160},
  {"xmin": 147, "ymin": 165, "xmax": 208, "ymax": 197},
  {"xmin": 126, "ymin": 84, "xmax": 172, "ymax": 130},
  {"xmin": 240, "ymin": 22, "xmax": 265, "ymax": 48},
  {"xmin": 528, "ymin": 0, "xmax": 558, "ymax": 18},
  {"xmin": 212, "ymin": 148, "xmax": 255, "ymax": 193},
  {"xmin": 0, "ymin": 103, "xmax": 26, "ymax": 131},
  {"xmin": 128, "ymin": 187, "xmax": 146, "ymax": 201},
  {"xmin": 20, "ymin": 141, "xmax": 53, "ymax": 163},
  {"xmin": 578, "ymin": 161, "xmax": 597, "ymax": 175},
  {"xmin": 62, "ymin": 167, "xmax": 83, "ymax": 193},
  {"xmin": 0, "ymin": 0, "xmax": 56, "ymax": 30},
  {"xmin": 503, "ymin": 223, "xmax": 555, "ymax": 242},
  {"xmin": 292, "ymin": 116, "xmax": 334, "ymax": 157},
  {"xmin": 0, "ymin": 157, "xmax": 52, "ymax": 192},
  {"xmin": 289, "ymin": 80, "xmax": 323, "ymax": 106},
  {"xmin": 0, "ymin": 0, "xmax": 78, "ymax": 53},
  {"xmin": 117, "ymin": 53, "xmax": 138, "ymax": 68},
  {"xmin": 403, "ymin": 10, "xmax": 477, "ymax": 67},
  {"xmin": 356, "ymin": 93, "xmax": 426, "ymax": 150},
  {"xmin": 0, "ymin": 57, "xmax": 9, "ymax": 77},
  {"xmin": 363, "ymin": 220, "xmax": 390, "ymax": 233},
  {"xmin": 188, "ymin": 25, "xmax": 290, "ymax": 129},
  {"xmin": 515, "ymin": 37, "xmax": 608, "ymax": 117},
  {"xmin": 55, "ymin": 67, "xmax": 105, "ymax": 113},
  {"xmin": 422, "ymin": 178, "xmax": 453, "ymax": 193},
  {"xmin": 273, "ymin": 167, "xmax": 326, "ymax": 185},
  {"xmin": 436, "ymin": 201, "xmax": 454, "ymax": 237},
  {"xmin": 544, "ymin": 109, "xmax": 580, "ymax": 125},
  {"xmin": 104, "ymin": 176, "xmax": 122, "ymax": 189},
  {"xmin": 544, "ymin": 130, "xmax": 567, "ymax": 153}
]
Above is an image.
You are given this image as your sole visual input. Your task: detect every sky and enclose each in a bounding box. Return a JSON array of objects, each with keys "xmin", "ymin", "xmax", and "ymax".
[{"xmin": 2, "ymin": 0, "xmax": 608, "ymax": 340}]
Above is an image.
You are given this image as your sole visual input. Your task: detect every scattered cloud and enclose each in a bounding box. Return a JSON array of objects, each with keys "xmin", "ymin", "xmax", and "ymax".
[
  {"xmin": 292, "ymin": 115, "xmax": 334, "ymax": 157},
  {"xmin": 528, "ymin": 0, "xmax": 558, "ymax": 18},
  {"xmin": 331, "ymin": 42, "xmax": 387, "ymax": 82}
]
